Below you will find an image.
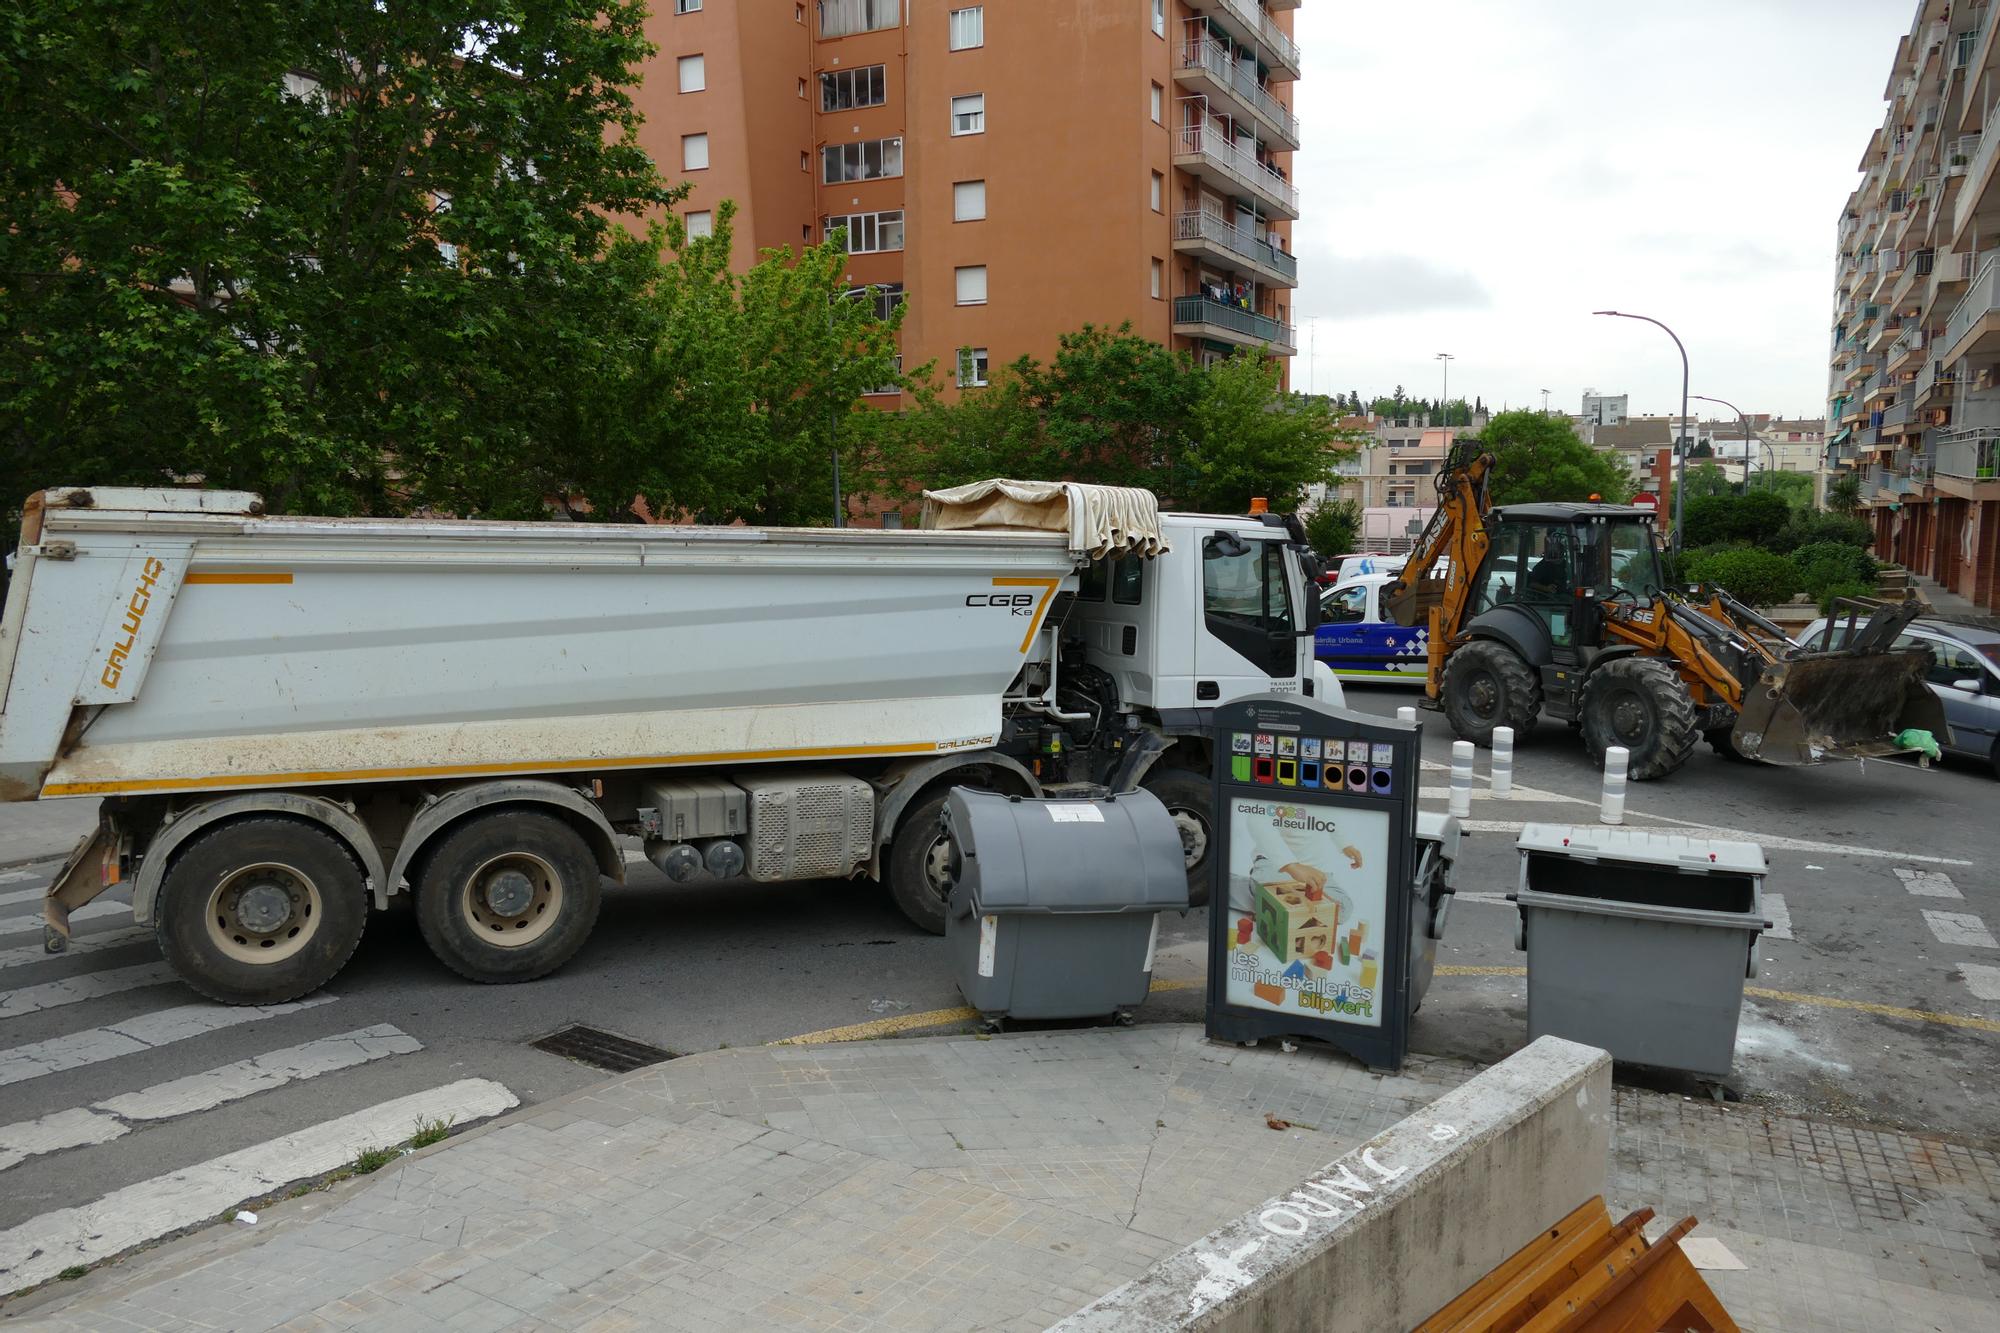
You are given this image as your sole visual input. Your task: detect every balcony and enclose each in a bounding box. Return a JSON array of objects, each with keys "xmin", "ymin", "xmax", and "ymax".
[
  {"xmin": 1172, "ymin": 210, "xmax": 1297, "ymax": 287},
  {"xmin": 1942, "ymin": 254, "xmax": 2000, "ymax": 362},
  {"xmin": 1172, "ymin": 294, "xmax": 1296, "ymax": 353},
  {"xmin": 1953, "ymin": 99, "xmax": 2000, "ymax": 241},
  {"xmin": 1174, "ymin": 120, "xmax": 1299, "ymax": 219},
  {"xmin": 1932, "ymin": 428, "xmax": 2000, "ymax": 488},
  {"xmin": 1916, "ymin": 357, "xmax": 1960, "ymax": 405},
  {"xmin": 1176, "ymin": 34, "xmax": 1300, "ymax": 148},
  {"xmin": 1885, "ymin": 322, "xmax": 1925, "ymax": 373},
  {"xmin": 1181, "ymin": 0, "xmax": 1300, "ymax": 78}
]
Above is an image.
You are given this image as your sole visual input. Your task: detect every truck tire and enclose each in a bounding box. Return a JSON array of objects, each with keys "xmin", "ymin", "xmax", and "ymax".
[
  {"xmin": 414, "ymin": 811, "xmax": 602, "ymax": 984},
  {"xmin": 1140, "ymin": 768, "xmax": 1214, "ymax": 910},
  {"xmin": 1580, "ymin": 658, "xmax": 1699, "ymax": 781},
  {"xmin": 885, "ymin": 791, "xmax": 955, "ymax": 935},
  {"xmin": 154, "ymin": 817, "xmax": 369, "ymax": 1005},
  {"xmin": 1440, "ymin": 640, "xmax": 1542, "ymax": 745}
]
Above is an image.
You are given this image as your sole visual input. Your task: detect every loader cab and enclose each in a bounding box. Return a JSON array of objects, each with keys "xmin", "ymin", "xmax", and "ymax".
[{"xmin": 1465, "ymin": 505, "xmax": 1662, "ymax": 664}]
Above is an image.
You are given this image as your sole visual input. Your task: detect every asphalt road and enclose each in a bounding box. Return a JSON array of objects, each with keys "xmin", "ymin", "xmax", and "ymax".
[{"xmin": 0, "ymin": 685, "xmax": 1995, "ymax": 1284}]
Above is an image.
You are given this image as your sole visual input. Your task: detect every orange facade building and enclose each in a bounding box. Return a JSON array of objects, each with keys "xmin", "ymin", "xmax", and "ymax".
[{"xmin": 635, "ymin": 0, "xmax": 1300, "ymax": 405}]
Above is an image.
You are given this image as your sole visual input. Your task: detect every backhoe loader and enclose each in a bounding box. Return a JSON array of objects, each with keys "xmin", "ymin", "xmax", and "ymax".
[{"xmin": 1381, "ymin": 444, "xmax": 1947, "ymax": 780}]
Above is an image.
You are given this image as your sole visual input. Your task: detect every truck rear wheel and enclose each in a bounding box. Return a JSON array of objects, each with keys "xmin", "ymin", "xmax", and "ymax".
[
  {"xmin": 1580, "ymin": 658, "xmax": 1698, "ymax": 781},
  {"xmin": 1140, "ymin": 768, "xmax": 1213, "ymax": 910},
  {"xmin": 886, "ymin": 791, "xmax": 955, "ymax": 935},
  {"xmin": 154, "ymin": 817, "xmax": 369, "ymax": 1005},
  {"xmin": 415, "ymin": 811, "xmax": 602, "ymax": 984},
  {"xmin": 1440, "ymin": 640, "xmax": 1542, "ymax": 745}
]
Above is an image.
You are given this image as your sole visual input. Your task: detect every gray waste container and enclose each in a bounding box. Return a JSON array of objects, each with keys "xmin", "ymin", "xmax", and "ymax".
[
  {"xmin": 943, "ymin": 787, "xmax": 1188, "ymax": 1021},
  {"xmin": 1409, "ymin": 811, "xmax": 1461, "ymax": 1013},
  {"xmin": 1510, "ymin": 823, "xmax": 1770, "ymax": 1076}
]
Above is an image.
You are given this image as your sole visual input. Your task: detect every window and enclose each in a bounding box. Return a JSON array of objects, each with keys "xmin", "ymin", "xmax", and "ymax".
[
  {"xmin": 681, "ymin": 133, "xmax": 709, "ymax": 170},
  {"xmin": 1150, "ymin": 171, "xmax": 1163, "ymax": 212},
  {"xmin": 821, "ymin": 136, "xmax": 903, "ymax": 183},
  {"xmin": 678, "ymin": 54, "xmax": 705, "ymax": 92},
  {"xmin": 797, "ymin": 77, "xmax": 807, "ymax": 98},
  {"xmin": 951, "ymin": 93, "xmax": 985, "ymax": 135},
  {"xmin": 1322, "ymin": 585, "xmax": 1367, "ymax": 625},
  {"xmin": 1113, "ymin": 558, "xmax": 1145, "ymax": 605},
  {"xmin": 957, "ymin": 347, "xmax": 991, "ymax": 387},
  {"xmin": 1150, "ymin": 257, "xmax": 1163, "ymax": 299},
  {"xmin": 281, "ymin": 71, "xmax": 323, "ymax": 102},
  {"xmin": 1150, "ymin": 82, "xmax": 1163, "ymax": 124},
  {"xmin": 676, "ymin": 0, "xmax": 701, "ymax": 12},
  {"xmin": 685, "ymin": 210, "xmax": 713, "ymax": 238},
  {"xmin": 1925, "ymin": 638, "xmax": 1990, "ymax": 689},
  {"xmin": 955, "ymin": 264, "xmax": 987, "ymax": 305},
  {"xmin": 1201, "ymin": 537, "xmax": 1295, "ymax": 676},
  {"xmin": 820, "ymin": 64, "xmax": 886, "ymax": 111},
  {"xmin": 864, "ymin": 358, "xmax": 904, "ymax": 396},
  {"xmin": 823, "ymin": 209, "xmax": 904, "ymax": 253},
  {"xmin": 819, "ymin": 0, "xmax": 899, "ymax": 38},
  {"xmin": 1152, "ymin": 0, "xmax": 1165, "ymax": 36},
  {"xmin": 1078, "ymin": 560, "xmax": 1110, "ymax": 601},
  {"xmin": 953, "ymin": 179, "xmax": 987, "ymax": 221},
  {"xmin": 949, "ymin": 6, "xmax": 983, "ymax": 50},
  {"xmin": 880, "ymin": 511, "xmax": 905, "ymax": 529}
]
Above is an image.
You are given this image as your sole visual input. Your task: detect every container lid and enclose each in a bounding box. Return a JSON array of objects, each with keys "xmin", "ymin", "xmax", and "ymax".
[
  {"xmin": 1515, "ymin": 822, "xmax": 1766, "ymax": 875},
  {"xmin": 944, "ymin": 787, "xmax": 1189, "ymax": 914}
]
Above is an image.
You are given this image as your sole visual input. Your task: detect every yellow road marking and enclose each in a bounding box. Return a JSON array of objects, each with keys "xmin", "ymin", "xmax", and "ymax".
[
  {"xmin": 777, "ymin": 970, "xmax": 1998, "ymax": 1045},
  {"xmin": 1439, "ymin": 965, "xmax": 2000, "ymax": 1035},
  {"xmin": 183, "ymin": 571, "xmax": 294, "ymax": 585},
  {"xmin": 775, "ymin": 977, "xmax": 1203, "ymax": 1046},
  {"xmin": 41, "ymin": 740, "xmax": 945, "ymax": 797}
]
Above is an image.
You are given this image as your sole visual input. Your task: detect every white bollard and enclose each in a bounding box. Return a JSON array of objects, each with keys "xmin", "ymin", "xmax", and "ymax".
[
  {"xmin": 1490, "ymin": 726, "xmax": 1514, "ymax": 799},
  {"xmin": 1395, "ymin": 706, "xmax": 1417, "ymax": 725},
  {"xmin": 1449, "ymin": 740, "xmax": 1474, "ymax": 819},
  {"xmin": 1599, "ymin": 746, "xmax": 1629, "ymax": 825}
]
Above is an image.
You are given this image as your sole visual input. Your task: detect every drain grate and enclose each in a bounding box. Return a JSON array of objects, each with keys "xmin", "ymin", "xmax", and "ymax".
[{"xmin": 530, "ymin": 1025, "xmax": 677, "ymax": 1073}]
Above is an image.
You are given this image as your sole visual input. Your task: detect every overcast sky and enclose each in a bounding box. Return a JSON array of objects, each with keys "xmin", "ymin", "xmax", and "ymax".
[{"xmin": 1287, "ymin": 0, "xmax": 1910, "ymax": 421}]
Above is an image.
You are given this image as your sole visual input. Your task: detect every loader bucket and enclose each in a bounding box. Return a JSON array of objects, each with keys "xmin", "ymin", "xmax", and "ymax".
[{"xmin": 1731, "ymin": 647, "xmax": 1948, "ymax": 765}]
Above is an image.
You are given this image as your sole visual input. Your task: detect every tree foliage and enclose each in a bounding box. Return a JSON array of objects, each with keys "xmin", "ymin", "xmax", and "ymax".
[
  {"xmin": 1681, "ymin": 491, "xmax": 1790, "ymax": 548},
  {"xmin": 1682, "ymin": 461, "xmax": 1733, "ymax": 499},
  {"xmin": 1475, "ymin": 410, "xmax": 1633, "ymax": 505},
  {"xmin": 1303, "ymin": 499, "xmax": 1362, "ymax": 558},
  {"xmin": 1825, "ymin": 471, "xmax": 1864, "ymax": 516},
  {"xmin": 888, "ymin": 326, "xmax": 1349, "ymax": 515},
  {"xmin": 1, "ymin": 0, "xmax": 676, "ymax": 543},
  {"xmin": 1685, "ymin": 547, "xmax": 1803, "ymax": 607}
]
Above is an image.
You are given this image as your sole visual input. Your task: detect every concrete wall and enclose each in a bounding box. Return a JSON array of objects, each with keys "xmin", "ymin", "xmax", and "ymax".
[{"xmin": 1052, "ymin": 1036, "xmax": 1613, "ymax": 1333}]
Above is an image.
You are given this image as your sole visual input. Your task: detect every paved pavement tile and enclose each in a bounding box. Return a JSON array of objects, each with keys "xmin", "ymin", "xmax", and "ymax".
[{"xmin": 10, "ymin": 1026, "xmax": 1998, "ymax": 1332}]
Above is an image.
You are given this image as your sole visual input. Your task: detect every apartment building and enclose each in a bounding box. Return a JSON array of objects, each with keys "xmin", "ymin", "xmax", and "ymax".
[
  {"xmin": 635, "ymin": 0, "xmax": 1301, "ymax": 417},
  {"xmin": 1829, "ymin": 0, "xmax": 2000, "ymax": 610}
]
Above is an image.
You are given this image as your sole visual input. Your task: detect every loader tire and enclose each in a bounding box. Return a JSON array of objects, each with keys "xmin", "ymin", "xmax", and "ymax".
[
  {"xmin": 886, "ymin": 791, "xmax": 955, "ymax": 935},
  {"xmin": 155, "ymin": 817, "xmax": 369, "ymax": 1005},
  {"xmin": 415, "ymin": 811, "xmax": 601, "ymax": 984},
  {"xmin": 1580, "ymin": 658, "xmax": 1699, "ymax": 781},
  {"xmin": 1440, "ymin": 640, "xmax": 1542, "ymax": 746},
  {"xmin": 1141, "ymin": 767, "xmax": 1214, "ymax": 910}
]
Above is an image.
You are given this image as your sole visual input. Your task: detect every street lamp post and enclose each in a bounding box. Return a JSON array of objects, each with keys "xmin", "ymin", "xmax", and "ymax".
[
  {"xmin": 1690, "ymin": 395, "xmax": 1773, "ymax": 494},
  {"xmin": 1594, "ymin": 311, "xmax": 1689, "ymax": 549},
  {"xmin": 1541, "ymin": 388, "xmax": 1551, "ymax": 415},
  {"xmin": 1436, "ymin": 352, "xmax": 1454, "ymax": 427}
]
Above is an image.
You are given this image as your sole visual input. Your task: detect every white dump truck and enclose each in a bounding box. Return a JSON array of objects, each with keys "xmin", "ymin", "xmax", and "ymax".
[{"xmin": 0, "ymin": 480, "xmax": 1336, "ymax": 1004}]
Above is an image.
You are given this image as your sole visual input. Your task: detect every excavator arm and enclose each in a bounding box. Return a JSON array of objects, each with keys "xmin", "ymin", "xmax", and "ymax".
[{"xmin": 1383, "ymin": 445, "xmax": 1497, "ymax": 699}]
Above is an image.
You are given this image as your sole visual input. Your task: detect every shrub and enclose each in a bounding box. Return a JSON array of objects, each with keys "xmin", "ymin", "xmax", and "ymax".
[
  {"xmin": 1793, "ymin": 541, "xmax": 1878, "ymax": 599},
  {"xmin": 1816, "ymin": 580, "xmax": 1878, "ymax": 615},
  {"xmin": 1685, "ymin": 547, "xmax": 1803, "ymax": 607},
  {"xmin": 1769, "ymin": 512, "xmax": 1874, "ymax": 553},
  {"xmin": 1679, "ymin": 491, "xmax": 1790, "ymax": 548}
]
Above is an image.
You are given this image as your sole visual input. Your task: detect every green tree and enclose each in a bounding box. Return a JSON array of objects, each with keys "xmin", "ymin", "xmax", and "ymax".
[
  {"xmin": 1682, "ymin": 461, "xmax": 1733, "ymax": 499},
  {"xmin": 1756, "ymin": 469, "xmax": 1814, "ymax": 511},
  {"xmin": 1825, "ymin": 471, "xmax": 1864, "ymax": 517},
  {"xmin": 1180, "ymin": 353, "xmax": 1347, "ymax": 513},
  {"xmin": 1, "ymin": 0, "xmax": 677, "ymax": 543},
  {"xmin": 1475, "ymin": 410, "xmax": 1634, "ymax": 505},
  {"xmin": 1303, "ymin": 499, "xmax": 1362, "ymax": 557}
]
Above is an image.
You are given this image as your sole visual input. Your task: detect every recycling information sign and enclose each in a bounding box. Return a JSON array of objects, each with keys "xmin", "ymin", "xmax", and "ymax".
[{"xmin": 1205, "ymin": 695, "xmax": 1419, "ymax": 1071}]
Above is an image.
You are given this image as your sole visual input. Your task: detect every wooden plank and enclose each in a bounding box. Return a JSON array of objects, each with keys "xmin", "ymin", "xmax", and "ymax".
[{"xmin": 1414, "ymin": 1197, "xmax": 1613, "ymax": 1330}]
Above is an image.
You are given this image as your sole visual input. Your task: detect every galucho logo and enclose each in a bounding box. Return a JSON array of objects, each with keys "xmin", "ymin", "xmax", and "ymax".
[{"xmin": 100, "ymin": 557, "xmax": 166, "ymax": 690}]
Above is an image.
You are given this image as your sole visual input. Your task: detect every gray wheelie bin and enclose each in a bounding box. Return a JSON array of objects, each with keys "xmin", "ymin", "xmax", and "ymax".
[
  {"xmin": 1510, "ymin": 823, "xmax": 1770, "ymax": 1076},
  {"xmin": 942, "ymin": 787, "xmax": 1188, "ymax": 1021}
]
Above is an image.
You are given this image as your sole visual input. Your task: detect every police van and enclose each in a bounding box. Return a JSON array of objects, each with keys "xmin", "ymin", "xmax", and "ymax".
[{"xmin": 1313, "ymin": 555, "xmax": 1428, "ymax": 684}]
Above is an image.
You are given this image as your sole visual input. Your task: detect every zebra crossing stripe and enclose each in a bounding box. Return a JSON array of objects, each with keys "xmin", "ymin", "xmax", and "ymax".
[
  {"xmin": 0, "ymin": 1077, "xmax": 517, "ymax": 1293},
  {"xmin": 0, "ymin": 962, "xmax": 177, "ymax": 1019},
  {"xmin": 0, "ymin": 1025, "xmax": 422, "ymax": 1175},
  {"xmin": 1763, "ymin": 893, "xmax": 1794, "ymax": 942},
  {"xmin": 1923, "ymin": 911, "xmax": 1998, "ymax": 950},
  {"xmin": 0, "ymin": 926, "xmax": 153, "ymax": 972},
  {"xmin": 0, "ymin": 899, "xmax": 130, "ymax": 939},
  {"xmin": 0, "ymin": 995, "xmax": 335, "ymax": 1089},
  {"xmin": 0, "ymin": 886, "xmax": 51, "ymax": 909},
  {"xmin": 1959, "ymin": 963, "xmax": 2000, "ymax": 1003},
  {"xmin": 1893, "ymin": 867, "xmax": 1963, "ymax": 899}
]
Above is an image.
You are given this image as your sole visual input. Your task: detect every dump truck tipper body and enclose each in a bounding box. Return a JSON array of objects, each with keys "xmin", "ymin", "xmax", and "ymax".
[{"xmin": 1, "ymin": 484, "xmax": 1331, "ymax": 1003}]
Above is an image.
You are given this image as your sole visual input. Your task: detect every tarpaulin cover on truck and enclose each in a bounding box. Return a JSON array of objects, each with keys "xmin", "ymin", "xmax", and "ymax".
[{"xmin": 919, "ymin": 479, "xmax": 1168, "ymax": 559}]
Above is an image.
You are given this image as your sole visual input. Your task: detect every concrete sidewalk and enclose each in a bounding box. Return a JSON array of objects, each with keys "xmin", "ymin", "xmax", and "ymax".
[{"xmin": 7, "ymin": 1025, "xmax": 1998, "ymax": 1332}]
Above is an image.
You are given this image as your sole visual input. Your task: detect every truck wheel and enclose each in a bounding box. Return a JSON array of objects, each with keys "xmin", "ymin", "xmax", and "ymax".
[
  {"xmin": 1581, "ymin": 658, "xmax": 1698, "ymax": 781},
  {"xmin": 154, "ymin": 817, "xmax": 369, "ymax": 1005},
  {"xmin": 886, "ymin": 791, "xmax": 955, "ymax": 935},
  {"xmin": 1440, "ymin": 640, "xmax": 1542, "ymax": 745},
  {"xmin": 415, "ymin": 811, "xmax": 602, "ymax": 984},
  {"xmin": 1140, "ymin": 768, "xmax": 1213, "ymax": 910}
]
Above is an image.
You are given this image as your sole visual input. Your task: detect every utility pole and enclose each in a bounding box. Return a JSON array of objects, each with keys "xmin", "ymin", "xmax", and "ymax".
[
  {"xmin": 1436, "ymin": 352, "xmax": 1454, "ymax": 427},
  {"xmin": 1594, "ymin": 311, "xmax": 1689, "ymax": 549},
  {"xmin": 1540, "ymin": 388, "xmax": 1551, "ymax": 415}
]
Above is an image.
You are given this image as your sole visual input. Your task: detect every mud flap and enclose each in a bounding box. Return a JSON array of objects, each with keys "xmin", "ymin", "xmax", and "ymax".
[
  {"xmin": 41, "ymin": 822, "xmax": 116, "ymax": 952},
  {"xmin": 1732, "ymin": 649, "xmax": 1949, "ymax": 764}
]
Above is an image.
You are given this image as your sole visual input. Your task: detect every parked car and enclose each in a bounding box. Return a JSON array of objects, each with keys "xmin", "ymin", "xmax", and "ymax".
[
  {"xmin": 1316, "ymin": 571, "xmax": 1428, "ymax": 684},
  {"xmin": 1796, "ymin": 614, "xmax": 2000, "ymax": 776}
]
